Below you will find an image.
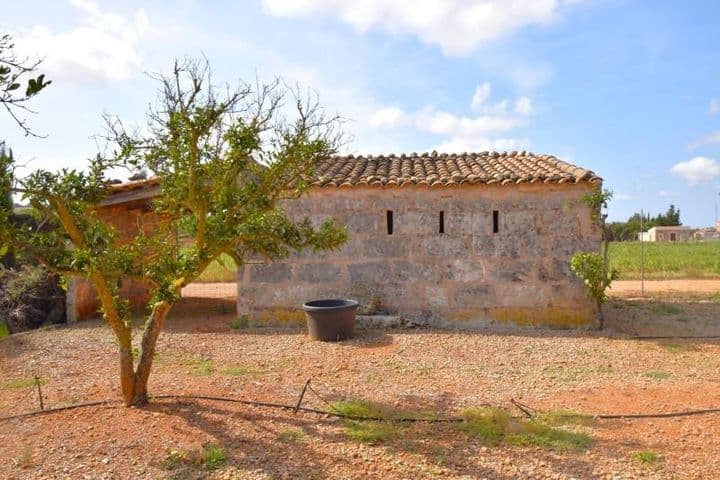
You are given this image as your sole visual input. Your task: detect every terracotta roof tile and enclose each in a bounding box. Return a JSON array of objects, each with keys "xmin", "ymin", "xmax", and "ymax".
[{"xmin": 311, "ymin": 151, "xmax": 600, "ymax": 187}]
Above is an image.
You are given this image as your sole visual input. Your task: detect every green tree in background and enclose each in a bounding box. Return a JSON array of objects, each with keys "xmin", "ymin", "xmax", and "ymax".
[{"xmin": 0, "ymin": 58, "xmax": 348, "ymax": 406}]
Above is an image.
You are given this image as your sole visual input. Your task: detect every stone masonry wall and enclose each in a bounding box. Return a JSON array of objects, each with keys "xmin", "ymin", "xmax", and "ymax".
[{"xmin": 236, "ymin": 183, "xmax": 601, "ymax": 328}]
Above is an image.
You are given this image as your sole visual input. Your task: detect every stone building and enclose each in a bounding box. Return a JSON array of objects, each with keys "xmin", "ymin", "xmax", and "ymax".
[
  {"xmin": 66, "ymin": 178, "xmax": 161, "ymax": 323},
  {"xmin": 237, "ymin": 151, "xmax": 602, "ymax": 328},
  {"xmin": 638, "ymin": 226, "xmax": 695, "ymax": 242},
  {"xmin": 67, "ymin": 151, "xmax": 602, "ymax": 328}
]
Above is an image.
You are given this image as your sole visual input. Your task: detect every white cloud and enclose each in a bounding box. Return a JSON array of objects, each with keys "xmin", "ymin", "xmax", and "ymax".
[
  {"xmin": 262, "ymin": 0, "xmax": 585, "ymax": 56},
  {"xmin": 365, "ymin": 85, "xmax": 533, "ymax": 153},
  {"xmin": 710, "ymin": 99, "xmax": 720, "ymax": 115},
  {"xmin": 434, "ymin": 136, "xmax": 527, "ymax": 153},
  {"xmin": 16, "ymin": 0, "xmax": 149, "ymax": 84},
  {"xmin": 671, "ymin": 157, "xmax": 720, "ymax": 185},
  {"xmin": 690, "ymin": 130, "xmax": 720, "ymax": 150},
  {"xmin": 471, "ymin": 82, "xmax": 491, "ymax": 110},
  {"xmin": 658, "ymin": 190, "xmax": 678, "ymax": 198},
  {"xmin": 615, "ymin": 193, "xmax": 634, "ymax": 201},
  {"xmin": 368, "ymin": 107, "xmax": 406, "ymax": 127},
  {"xmin": 514, "ymin": 96, "xmax": 533, "ymax": 115}
]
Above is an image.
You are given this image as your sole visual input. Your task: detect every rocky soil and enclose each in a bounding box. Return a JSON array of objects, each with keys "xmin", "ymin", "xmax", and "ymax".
[{"xmin": 2, "ymin": 297, "xmax": 720, "ymax": 479}]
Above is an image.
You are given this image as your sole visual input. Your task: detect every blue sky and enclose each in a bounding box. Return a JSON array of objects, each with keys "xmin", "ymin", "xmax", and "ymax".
[{"xmin": 3, "ymin": 0, "xmax": 720, "ymax": 225}]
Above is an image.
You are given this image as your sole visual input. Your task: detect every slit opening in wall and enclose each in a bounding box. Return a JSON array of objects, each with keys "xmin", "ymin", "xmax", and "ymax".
[
  {"xmin": 386, "ymin": 210, "xmax": 394, "ymax": 235},
  {"xmin": 492, "ymin": 210, "xmax": 499, "ymax": 233},
  {"xmin": 439, "ymin": 211, "xmax": 445, "ymax": 234}
]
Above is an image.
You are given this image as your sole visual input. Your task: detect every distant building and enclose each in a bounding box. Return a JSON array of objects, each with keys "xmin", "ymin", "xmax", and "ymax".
[
  {"xmin": 694, "ymin": 227, "xmax": 720, "ymax": 241},
  {"xmin": 638, "ymin": 226, "xmax": 695, "ymax": 242}
]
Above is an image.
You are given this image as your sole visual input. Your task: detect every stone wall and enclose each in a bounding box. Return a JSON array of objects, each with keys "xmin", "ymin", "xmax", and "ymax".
[
  {"xmin": 236, "ymin": 183, "xmax": 601, "ymax": 328},
  {"xmin": 66, "ymin": 202, "xmax": 160, "ymax": 322}
]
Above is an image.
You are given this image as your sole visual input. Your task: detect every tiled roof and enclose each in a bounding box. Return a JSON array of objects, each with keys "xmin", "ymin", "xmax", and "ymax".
[{"xmin": 311, "ymin": 151, "xmax": 601, "ymax": 187}]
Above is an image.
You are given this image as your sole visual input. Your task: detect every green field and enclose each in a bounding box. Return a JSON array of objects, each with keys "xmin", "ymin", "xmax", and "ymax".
[
  {"xmin": 195, "ymin": 253, "xmax": 238, "ymax": 283},
  {"xmin": 609, "ymin": 241, "xmax": 720, "ymax": 279}
]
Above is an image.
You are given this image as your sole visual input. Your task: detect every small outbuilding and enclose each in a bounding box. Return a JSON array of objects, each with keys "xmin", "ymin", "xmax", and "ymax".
[
  {"xmin": 237, "ymin": 151, "xmax": 602, "ymax": 328},
  {"xmin": 67, "ymin": 150, "xmax": 603, "ymax": 328}
]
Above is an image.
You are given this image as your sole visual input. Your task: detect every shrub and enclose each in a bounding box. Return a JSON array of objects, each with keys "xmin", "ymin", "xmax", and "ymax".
[
  {"xmin": 0, "ymin": 264, "xmax": 65, "ymax": 333},
  {"xmin": 229, "ymin": 315, "xmax": 248, "ymax": 329}
]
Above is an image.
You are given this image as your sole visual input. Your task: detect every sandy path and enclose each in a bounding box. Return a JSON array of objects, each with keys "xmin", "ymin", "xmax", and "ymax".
[
  {"xmin": 610, "ymin": 279, "xmax": 720, "ymax": 295},
  {"xmin": 183, "ymin": 280, "xmax": 720, "ymax": 300}
]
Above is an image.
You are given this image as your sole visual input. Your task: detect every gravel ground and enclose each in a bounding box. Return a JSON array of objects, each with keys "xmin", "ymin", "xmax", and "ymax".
[{"xmin": 2, "ymin": 298, "xmax": 720, "ymax": 479}]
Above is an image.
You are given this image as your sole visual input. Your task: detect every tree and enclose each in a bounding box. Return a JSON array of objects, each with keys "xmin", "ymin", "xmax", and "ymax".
[
  {"xmin": 570, "ymin": 187, "xmax": 619, "ymax": 329},
  {"xmin": 1, "ymin": 34, "xmax": 51, "ymax": 136},
  {"xmin": 0, "ymin": 58, "xmax": 348, "ymax": 406},
  {"xmin": 0, "ymin": 142, "xmax": 15, "ymax": 267}
]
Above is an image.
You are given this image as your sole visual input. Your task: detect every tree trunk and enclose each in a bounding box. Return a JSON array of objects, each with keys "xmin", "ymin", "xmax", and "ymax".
[
  {"xmin": 119, "ymin": 339, "xmax": 135, "ymax": 406},
  {"xmin": 130, "ymin": 301, "xmax": 172, "ymax": 406}
]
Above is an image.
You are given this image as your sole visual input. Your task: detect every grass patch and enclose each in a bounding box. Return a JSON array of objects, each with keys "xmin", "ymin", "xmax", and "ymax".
[
  {"xmin": 222, "ymin": 365, "xmax": 264, "ymax": 377},
  {"xmin": 649, "ymin": 304, "xmax": 683, "ymax": 315},
  {"xmin": 161, "ymin": 450, "xmax": 190, "ymax": 470},
  {"xmin": 632, "ymin": 450, "xmax": 660, "ymax": 464},
  {"xmin": 643, "ymin": 371, "xmax": 671, "ymax": 380},
  {"xmin": 195, "ymin": 253, "xmax": 237, "ymax": 283},
  {"xmin": 332, "ymin": 399, "xmax": 388, "ymax": 418},
  {"xmin": 16, "ymin": 445, "xmax": 34, "ymax": 469},
  {"xmin": 161, "ymin": 443, "xmax": 227, "ymax": 472},
  {"xmin": 537, "ymin": 409, "xmax": 596, "ymax": 427},
  {"xmin": 331, "ymin": 399, "xmax": 436, "ymax": 444},
  {"xmin": 609, "ymin": 241, "xmax": 720, "ymax": 280},
  {"xmin": 663, "ymin": 343, "xmax": 695, "ymax": 353},
  {"xmin": 344, "ymin": 420, "xmax": 398, "ymax": 444},
  {"xmin": 199, "ymin": 443, "xmax": 227, "ymax": 470},
  {"xmin": 229, "ymin": 315, "xmax": 249, "ymax": 329},
  {"xmin": 458, "ymin": 407, "xmax": 592, "ymax": 452},
  {"xmin": 0, "ymin": 322, "xmax": 9, "ymax": 339},
  {"xmin": 2, "ymin": 378, "xmax": 45, "ymax": 390},
  {"xmin": 182, "ymin": 357, "xmax": 215, "ymax": 376},
  {"xmin": 278, "ymin": 428, "xmax": 305, "ymax": 443}
]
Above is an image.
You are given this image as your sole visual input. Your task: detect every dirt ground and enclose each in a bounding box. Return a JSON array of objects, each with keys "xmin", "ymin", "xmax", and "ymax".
[
  {"xmin": 181, "ymin": 279, "xmax": 720, "ymax": 301},
  {"xmin": 610, "ymin": 279, "xmax": 720, "ymax": 297},
  {"xmin": 2, "ymin": 289, "xmax": 720, "ymax": 479}
]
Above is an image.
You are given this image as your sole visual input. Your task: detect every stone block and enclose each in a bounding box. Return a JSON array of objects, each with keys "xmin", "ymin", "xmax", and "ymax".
[
  {"xmin": 341, "ymin": 212, "xmax": 380, "ymax": 233},
  {"xmin": 425, "ymin": 286, "xmax": 450, "ymax": 308},
  {"xmin": 473, "ymin": 235, "xmax": 521, "ymax": 258},
  {"xmin": 364, "ymin": 236, "xmax": 409, "ymax": 257},
  {"xmin": 444, "ymin": 259, "xmax": 485, "ymax": 282},
  {"xmin": 494, "ymin": 283, "xmax": 549, "ymax": 308},
  {"xmin": 395, "ymin": 210, "xmax": 436, "ymax": 234},
  {"xmin": 250, "ymin": 263, "xmax": 292, "ymax": 283},
  {"xmin": 502, "ymin": 210, "xmax": 536, "ymax": 235},
  {"xmin": 523, "ymin": 234, "xmax": 549, "ymax": 257},
  {"xmin": 539, "ymin": 259, "xmax": 575, "ymax": 282},
  {"xmin": 423, "ymin": 235, "xmax": 470, "ymax": 257},
  {"xmin": 393, "ymin": 260, "xmax": 438, "ymax": 282},
  {"xmin": 294, "ymin": 263, "xmax": 343, "ymax": 283},
  {"xmin": 486, "ymin": 260, "xmax": 533, "ymax": 283},
  {"xmin": 348, "ymin": 261, "xmax": 392, "ymax": 284},
  {"xmin": 453, "ymin": 284, "xmax": 493, "ymax": 308},
  {"xmin": 539, "ymin": 209, "xmax": 581, "ymax": 236},
  {"xmin": 357, "ymin": 315, "xmax": 402, "ymax": 329}
]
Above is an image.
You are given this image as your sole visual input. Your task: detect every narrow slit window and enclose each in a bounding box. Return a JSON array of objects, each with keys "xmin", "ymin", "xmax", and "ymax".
[
  {"xmin": 439, "ymin": 211, "xmax": 445, "ymax": 234},
  {"xmin": 492, "ymin": 210, "xmax": 499, "ymax": 233},
  {"xmin": 386, "ymin": 210, "xmax": 394, "ymax": 235}
]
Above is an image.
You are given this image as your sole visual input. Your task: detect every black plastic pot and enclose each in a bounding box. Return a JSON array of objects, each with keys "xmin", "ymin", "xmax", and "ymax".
[{"xmin": 302, "ymin": 299, "xmax": 359, "ymax": 341}]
